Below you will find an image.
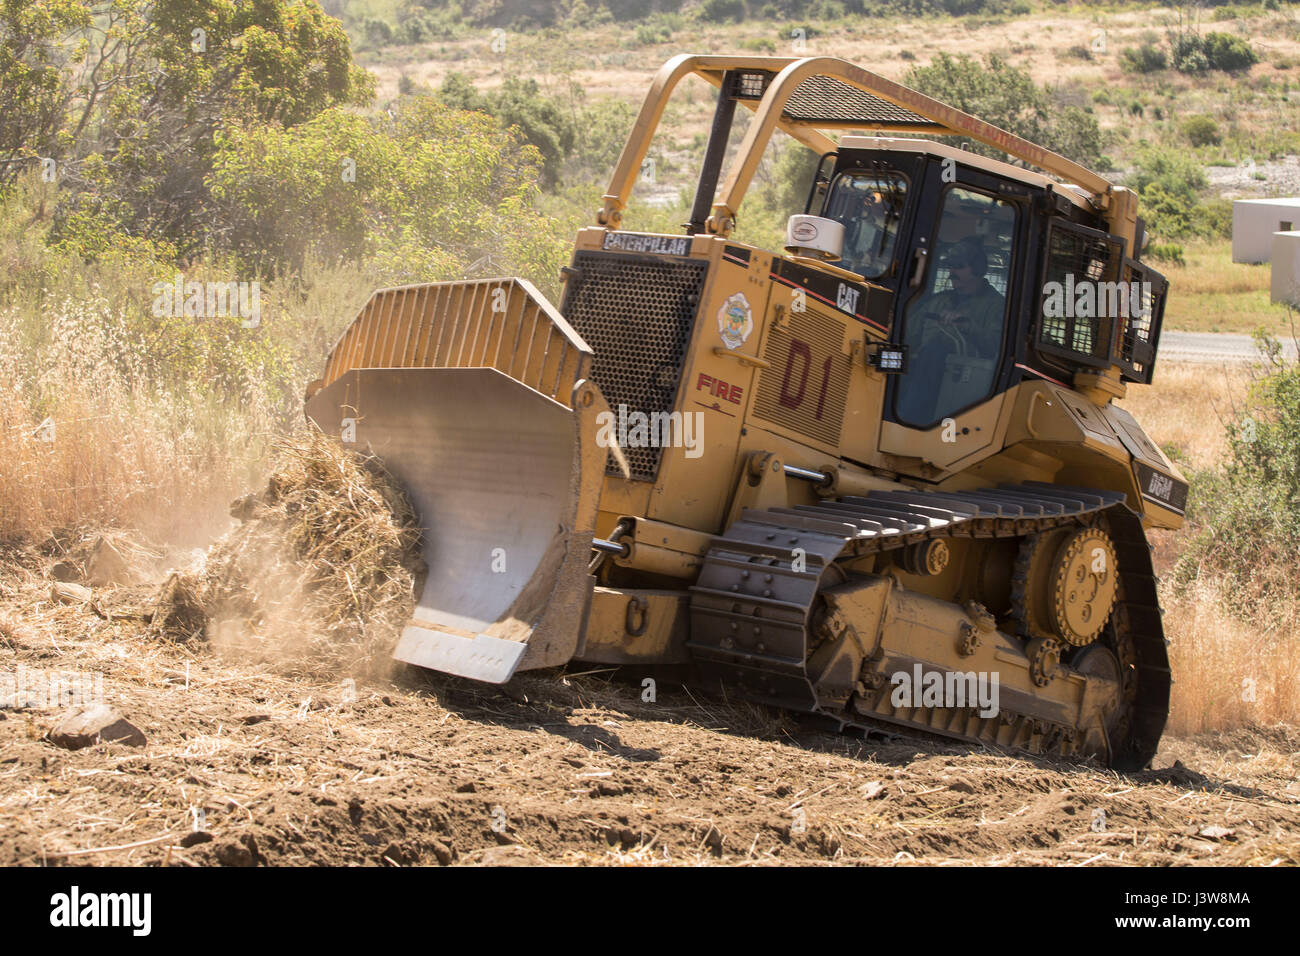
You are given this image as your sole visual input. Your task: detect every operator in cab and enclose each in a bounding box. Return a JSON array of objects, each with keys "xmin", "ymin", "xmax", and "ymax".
[{"xmin": 898, "ymin": 235, "xmax": 1006, "ymax": 422}]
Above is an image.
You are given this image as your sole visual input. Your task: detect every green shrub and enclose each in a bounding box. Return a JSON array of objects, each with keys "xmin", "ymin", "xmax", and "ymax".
[
  {"xmin": 1183, "ymin": 115, "xmax": 1222, "ymax": 147},
  {"xmin": 1120, "ymin": 42, "xmax": 1168, "ymax": 73},
  {"xmin": 730, "ymin": 140, "xmax": 818, "ymax": 252},
  {"xmin": 1136, "ymin": 143, "xmax": 1210, "ymax": 194},
  {"xmin": 1171, "ymin": 34, "xmax": 1210, "ymax": 74},
  {"xmin": 904, "ymin": 53, "xmax": 1103, "ymax": 167},
  {"xmin": 699, "ymin": 0, "xmax": 746, "ymax": 21},
  {"xmin": 1130, "ymin": 146, "xmax": 1208, "ymax": 239},
  {"xmin": 1191, "ymin": 196, "xmax": 1234, "ymax": 239},
  {"xmin": 437, "ymin": 74, "xmax": 574, "ymax": 186},
  {"xmin": 1174, "ymin": 343, "xmax": 1300, "ymax": 604},
  {"xmin": 1146, "ymin": 242, "xmax": 1185, "ymax": 266},
  {"xmin": 1203, "ymin": 32, "xmax": 1258, "ymax": 72},
  {"xmin": 206, "ymin": 100, "xmax": 549, "ymax": 282},
  {"xmin": 635, "ymin": 22, "xmax": 672, "ymax": 44},
  {"xmin": 363, "ymin": 17, "xmax": 394, "ymax": 48},
  {"xmin": 573, "ymin": 98, "xmax": 638, "ymax": 176},
  {"xmin": 1169, "ymin": 31, "xmax": 1258, "ymax": 74}
]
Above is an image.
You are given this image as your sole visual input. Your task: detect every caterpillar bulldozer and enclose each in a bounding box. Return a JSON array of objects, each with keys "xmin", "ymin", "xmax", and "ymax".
[{"xmin": 304, "ymin": 56, "xmax": 1185, "ymax": 769}]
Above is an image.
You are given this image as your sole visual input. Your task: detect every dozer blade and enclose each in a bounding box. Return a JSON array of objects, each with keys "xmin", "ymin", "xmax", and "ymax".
[{"xmin": 304, "ymin": 279, "xmax": 610, "ymax": 683}]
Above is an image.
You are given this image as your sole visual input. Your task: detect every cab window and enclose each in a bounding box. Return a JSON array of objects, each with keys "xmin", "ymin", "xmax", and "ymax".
[
  {"xmin": 895, "ymin": 187, "xmax": 1017, "ymax": 427},
  {"xmin": 822, "ymin": 171, "xmax": 907, "ymax": 280}
]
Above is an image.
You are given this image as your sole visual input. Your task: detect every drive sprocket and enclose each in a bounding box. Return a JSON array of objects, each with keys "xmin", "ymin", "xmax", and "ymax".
[{"xmin": 1013, "ymin": 525, "xmax": 1118, "ymax": 647}]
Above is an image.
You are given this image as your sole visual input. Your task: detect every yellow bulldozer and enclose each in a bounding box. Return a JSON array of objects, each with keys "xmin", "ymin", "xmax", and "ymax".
[{"xmin": 304, "ymin": 56, "xmax": 1185, "ymax": 769}]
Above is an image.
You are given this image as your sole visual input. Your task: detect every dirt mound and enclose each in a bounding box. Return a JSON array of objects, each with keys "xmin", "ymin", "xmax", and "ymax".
[{"xmin": 166, "ymin": 431, "xmax": 423, "ymax": 679}]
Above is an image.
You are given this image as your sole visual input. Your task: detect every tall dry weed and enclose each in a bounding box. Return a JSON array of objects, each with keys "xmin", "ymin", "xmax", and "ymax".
[
  {"xmin": 0, "ymin": 293, "xmax": 277, "ymax": 545},
  {"xmin": 1163, "ymin": 579, "xmax": 1300, "ymax": 735}
]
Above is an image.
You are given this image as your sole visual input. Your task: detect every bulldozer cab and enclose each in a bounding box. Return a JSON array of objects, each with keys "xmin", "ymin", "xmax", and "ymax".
[
  {"xmin": 812, "ymin": 145, "xmax": 1024, "ymax": 429},
  {"xmin": 805, "ymin": 140, "xmax": 1166, "ymax": 447}
]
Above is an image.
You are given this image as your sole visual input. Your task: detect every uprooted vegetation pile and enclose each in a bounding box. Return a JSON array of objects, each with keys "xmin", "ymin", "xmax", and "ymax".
[{"xmin": 156, "ymin": 431, "xmax": 424, "ymax": 679}]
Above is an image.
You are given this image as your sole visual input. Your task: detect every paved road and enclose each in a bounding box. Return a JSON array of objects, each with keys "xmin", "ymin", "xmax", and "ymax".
[{"xmin": 1159, "ymin": 331, "xmax": 1300, "ymax": 364}]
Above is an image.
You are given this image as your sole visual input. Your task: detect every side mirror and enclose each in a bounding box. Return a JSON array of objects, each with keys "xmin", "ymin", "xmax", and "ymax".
[{"xmin": 785, "ymin": 215, "xmax": 844, "ymax": 262}]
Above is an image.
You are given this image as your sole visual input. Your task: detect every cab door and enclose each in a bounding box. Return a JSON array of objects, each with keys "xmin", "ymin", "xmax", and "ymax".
[
  {"xmin": 878, "ymin": 158, "xmax": 1029, "ymax": 473},
  {"xmin": 811, "ymin": 152, "xmax": 922, "ymax": 467}
]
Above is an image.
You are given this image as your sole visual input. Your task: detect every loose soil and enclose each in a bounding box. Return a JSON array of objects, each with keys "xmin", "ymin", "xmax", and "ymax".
[{"xmin": 1, "ymin": 542, "xmax": 1297, "ymax": 867}]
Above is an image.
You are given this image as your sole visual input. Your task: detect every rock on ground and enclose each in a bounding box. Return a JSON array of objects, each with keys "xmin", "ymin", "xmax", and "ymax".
[{"xmin": 49, "ymin": 705, "xmax": 146, "ymax": 750}]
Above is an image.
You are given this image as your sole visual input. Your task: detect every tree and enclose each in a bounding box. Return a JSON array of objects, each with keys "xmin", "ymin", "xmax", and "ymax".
[
  {"xmin": 437, "ymin": 73, "xmax": 574, "ymax": 186},
  {"xmin": 206, "ymin": 97, "xmax": 548, "ymax": 279},
  {"xmin": 905, "ymin": 53, "xmax": 1103, "ymax": 169},
  {"xmin": 1128, "ymin": 145, "xmax": 1208, "ymax": 238},
  {"xmin": 0, "ymin": 0, "xmax": 92, "ymax": 185},
  {"xmin": 51, "ymin": 0, "xmax": 374, "ymax": 263}
]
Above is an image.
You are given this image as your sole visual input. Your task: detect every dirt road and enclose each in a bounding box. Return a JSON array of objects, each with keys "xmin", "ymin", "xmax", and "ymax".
[{"xmin": 1159, "ymin": 331, "xmax": 1299, "ymax": 365}]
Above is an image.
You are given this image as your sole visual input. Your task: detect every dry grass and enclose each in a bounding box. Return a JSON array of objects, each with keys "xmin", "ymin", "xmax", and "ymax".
[
  {"xmin": 1116, "ymin": 360, "xmax": 1254, "ymax": 470},
  {"xmin": 0, "ymin": 371, "xmax": 256, "ymax": 548},
  {"xmin": 1123, "ymin": 364, "xmax": 1300, "ymax": 737},
  {"xmin": 0, "ymin": 281, "xmax": 281, "ymax": 547},
  {"xmin": 1164, "ymin": 577, "xmax": 1300, "ymax": 736},
  {"xmin": 1160, "ymin": 241, "xmax": 1296, "ymax": 335}
]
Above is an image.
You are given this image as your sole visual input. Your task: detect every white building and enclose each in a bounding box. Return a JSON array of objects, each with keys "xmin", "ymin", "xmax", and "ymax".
[
  {"xmin": 1232, "ymin": 198, "xmax": 1300, "ymax": 263},
  {"xmin": 1271, "ymin": 230, "xmax": 1300, "ymax": 307}
]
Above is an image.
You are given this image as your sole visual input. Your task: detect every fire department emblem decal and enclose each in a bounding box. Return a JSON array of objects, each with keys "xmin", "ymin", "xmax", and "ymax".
[{"xmin": 716, "ymin": 292, "xmax": 753, "ymax": 350}]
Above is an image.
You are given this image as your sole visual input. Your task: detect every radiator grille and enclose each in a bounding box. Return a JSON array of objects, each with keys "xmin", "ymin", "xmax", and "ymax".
[
  {"xmin": 753, "ymin": 307, "xmax": 849, "ymax": 447},
  {"xmin": 560, "ymin": 250, "xmax": 709, "ymax": 481}
]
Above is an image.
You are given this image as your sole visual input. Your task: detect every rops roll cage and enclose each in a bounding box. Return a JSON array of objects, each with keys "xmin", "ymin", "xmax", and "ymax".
[
  {"xmin": 596, "ymin": 55, "xmax": 1145, "ymax": 398},
  {"xmin": 597, "ymin": 54, "xmax": 1137, "ymax": 250}
]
